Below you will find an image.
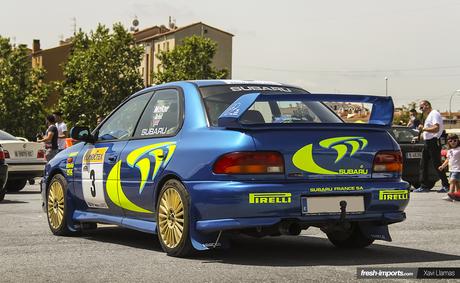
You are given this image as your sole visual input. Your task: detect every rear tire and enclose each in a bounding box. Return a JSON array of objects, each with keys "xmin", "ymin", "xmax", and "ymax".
[
  {"xmin": 156, "ymin": 179, "xmax": 194, "ymax": 257},
  {"xmin": 327, "ymin": 223, "xmax": 374, "ymax": 249},
  {"xmin": 5, "ymin": 179, "xmax": 27, "ymax": 192},
  {"xmin": 424, "ymin": 180, "xmax": 436, "ymax": 190},
  {"xmin": 46, "ymin": 174, "xmax": 76, "ymax": 236},
  {"xmin": 410, "ymin": 182, "xmax": 420, "ymax": 190}
]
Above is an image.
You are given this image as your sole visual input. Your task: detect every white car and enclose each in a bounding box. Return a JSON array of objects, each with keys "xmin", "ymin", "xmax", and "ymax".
[{"xmin": 0, "ymin": 130, "xmax": 46, "ymax": 191}]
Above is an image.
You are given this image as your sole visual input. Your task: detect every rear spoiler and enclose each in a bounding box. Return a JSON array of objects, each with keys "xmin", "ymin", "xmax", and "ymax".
[{"xmin": 217, "ymin": 93, "xmax": 394, "ymax": 129}]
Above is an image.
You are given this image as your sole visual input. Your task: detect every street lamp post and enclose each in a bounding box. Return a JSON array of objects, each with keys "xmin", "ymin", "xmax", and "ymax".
[
  {"xmin": 385, "ymin": 77, "xmax": 388, "ymax": 97},
  {"xmin": 449, "ymin": 89, "xmax": 460, "ymax": 117}
]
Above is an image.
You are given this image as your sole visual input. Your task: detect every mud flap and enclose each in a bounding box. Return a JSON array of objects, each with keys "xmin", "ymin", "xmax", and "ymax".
[
  {"xmin": 190, "ymin": 229, "xmax": 230, "ymax": 251},
  {"xmin": 189, "ymin": 208, "xmax": 230, "ymax": 251},
  {"xmin": 359, "ymin": 223, "xmax": 392, "ymax": 242}
]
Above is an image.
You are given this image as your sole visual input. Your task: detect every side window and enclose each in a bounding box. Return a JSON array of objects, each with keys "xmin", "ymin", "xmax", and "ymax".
[
  {"xmin": 134, "ymin": 89, "xmax": 181, "ymax": 138},
  {"xmin": 97, "ymin": 93, "xmax": 152, "ymax": 141}
]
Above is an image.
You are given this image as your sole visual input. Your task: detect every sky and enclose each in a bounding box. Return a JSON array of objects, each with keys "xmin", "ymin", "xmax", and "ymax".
[{"xmin": 1, "ymin": 0, "xmax": 460, "ymax": 112}]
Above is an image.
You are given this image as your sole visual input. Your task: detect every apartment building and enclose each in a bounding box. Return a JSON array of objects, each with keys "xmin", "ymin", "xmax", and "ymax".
[
  {"xmin": 30, "ymin": 21, "xmax": 233, "ymax": 106},
  {"xmin": 136, "ymin": 22, "xmax": 233, "ymax": 86},
  {"xmin": 31, "ymin": 39, "xmax": 72, "ymax": 106}
]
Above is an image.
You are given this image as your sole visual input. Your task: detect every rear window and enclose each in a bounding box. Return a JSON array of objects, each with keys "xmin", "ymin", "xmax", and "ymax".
[
  {"xmin": 199, "ymin": 85, "xmax": 342, "ymax": 126},
  {"xmin": 0, "ymin": 130, "xmax": 17, "ymax": 140},
  {"xmin": 390, "ymin": 127, "xmax": 418, "ymax": 143}
]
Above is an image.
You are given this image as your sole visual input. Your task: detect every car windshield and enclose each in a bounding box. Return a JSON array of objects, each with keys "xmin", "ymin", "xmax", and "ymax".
[
  {"xmin": 199, "ymin": 85, "xmax": 342, "ymax": 126},
  {"xmin": 391, "ymin": 127, "xmax": 418, "ymax": 143},
  {"xmin": 0, "ymin": 130, "xmax": 18, "ymax": 140}
]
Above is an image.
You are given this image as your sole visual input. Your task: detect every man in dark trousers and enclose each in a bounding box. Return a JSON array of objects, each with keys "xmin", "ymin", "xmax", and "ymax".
[{"xmin": 414, "ymin": 100, "xmax": 450, "ymax": 192}]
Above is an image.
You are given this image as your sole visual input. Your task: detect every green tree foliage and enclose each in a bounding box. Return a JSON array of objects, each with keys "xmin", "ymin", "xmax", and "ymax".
[
  {"xmin": 393, "ymin": 101, "xmax": 418, "ymax": 125},
  {"xmin": 59, "ymin": 23, "xmax": 144, "ymax": 129},
  {"xmin": 0, "ymin": 37, "xmax": 50, "ymax": 140},
  {"xmin": 153, "ymin": 35, "xmax": 228, "ymax": 84}
]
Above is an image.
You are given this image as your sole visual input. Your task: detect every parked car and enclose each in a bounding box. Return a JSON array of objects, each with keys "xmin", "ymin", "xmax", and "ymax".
[
  {"xmin": 389, "ymin": 126, "xmax": 440, "ymax": 189},
  {"xmin": 41, "ymin": 80, "xmax": 409, "ymax": 257},
  {"xmin": 0, "ymin": 130, "xmax": 46, "ymax": 191},
  {"xmin": 0, "ymin": 145, "xmax": 8, "ymax": 201}
]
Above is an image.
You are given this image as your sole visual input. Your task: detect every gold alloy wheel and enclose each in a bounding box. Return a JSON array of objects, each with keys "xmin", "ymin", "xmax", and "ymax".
[
  {"xmin": 47, "ymin": 181, "xmax": 65, "ymax": 230},
  {"xmin": 158, "ymin": 187, "xmax": 185, "ymax": 248}
]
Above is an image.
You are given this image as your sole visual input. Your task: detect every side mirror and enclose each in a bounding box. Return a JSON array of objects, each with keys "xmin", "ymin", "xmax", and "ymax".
[{"xmin": 70, "ymin": 126, "xmax": 95, "ymax": 143}]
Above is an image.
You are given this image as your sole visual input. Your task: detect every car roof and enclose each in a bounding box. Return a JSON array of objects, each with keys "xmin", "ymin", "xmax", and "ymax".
[
  {"xmin": 188, "ymin": 79, "xmax": 300, "ymax": 88},
  {"xmin": 132, "ymin": 80, "xmax": 303, "ymax": 97}
]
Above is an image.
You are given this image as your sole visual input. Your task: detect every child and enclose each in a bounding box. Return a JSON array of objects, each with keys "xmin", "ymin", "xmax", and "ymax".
[{"xmin": 438, "ymin": 134, "xmax": 460, "ymax": 201}]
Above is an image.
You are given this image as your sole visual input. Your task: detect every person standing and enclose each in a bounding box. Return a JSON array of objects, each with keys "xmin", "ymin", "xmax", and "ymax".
[
  {"xmin": 406, "ymin": 109, "xmax": 421, "ymax": 130},
  {"xmin": 37, "ymin": 115, "xmax": 59, "ymax": 161},
  {"xmin": 414, "ymin": 100, "xmax": 450, "ymax": 192},
  {"xmin": 53, "ymin": 111, "xmax": 68, "ymax": 152},
  {"xmin": 438, "ymin": 134, "xmax": 460, "ymax": 201}
]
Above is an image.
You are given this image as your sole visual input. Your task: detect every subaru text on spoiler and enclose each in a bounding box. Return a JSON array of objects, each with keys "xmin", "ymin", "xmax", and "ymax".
[{"xmin": 41, "ymin": 80, "xmax": 409, "ymax": 257}]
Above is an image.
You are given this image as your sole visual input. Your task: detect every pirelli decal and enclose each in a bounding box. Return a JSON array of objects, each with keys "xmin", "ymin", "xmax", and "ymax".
[
  {"xmin": 249, "ymin": 193, "xmax": 292, "ymax": 204},
  {"xmin": 379, "ymin": 190, "xmax": 409, "ymax": 201}
]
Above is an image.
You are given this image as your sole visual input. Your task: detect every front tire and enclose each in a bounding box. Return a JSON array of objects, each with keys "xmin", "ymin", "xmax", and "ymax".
[
  {"xmin": 327, "ymin": 223, "xmax": 374, "ymax": 249},
  {"xmin": 6, "ymin": 179, "xmax": 27, "ymax": 192},
  {"xmin": 156, "ymin": 179, "xmax": 193, "ymax": 257},
  {"xmin": 46, "ymin": 174, "xmax": 75, "ymax": 236}
]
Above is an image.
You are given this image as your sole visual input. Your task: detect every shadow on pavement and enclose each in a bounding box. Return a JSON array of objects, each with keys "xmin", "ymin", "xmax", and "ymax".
[
  {"xmin": 0, "ymin": 199, "xmax": 28, "ymax": 204},
  {"xmin": 81, "ymin": 227, "xmax": 460, "ymax": 267},
  {"xmin": 81, "ymin": 226, "xmax": 163, "ymax": 252},
  {"xmin": 7, "ymin": 191, "xmax": 40, "ymax": 195},
  {"xmin": 202, "ymin": 235, "xmax": 460, "ymax": 266}
]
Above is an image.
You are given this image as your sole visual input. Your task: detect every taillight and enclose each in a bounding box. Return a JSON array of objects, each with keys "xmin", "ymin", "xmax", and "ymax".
[
  {"xmin": 37, "ymin": 149, "xmax": 45, "ymax": 159},
  {"xmin": 373, "ymin": 151, "xmax": 403, "ymax": 174},
  {"xmin": 213, "ymin": 151, "xmax": 284, "ymax": 174},
  {"xmin": 4, "ymin": 150, "xmax": 10, "ymax": 159},
  {"xmin": 0, "ymin": 150, "xmax": 4, "ymax": 160}
]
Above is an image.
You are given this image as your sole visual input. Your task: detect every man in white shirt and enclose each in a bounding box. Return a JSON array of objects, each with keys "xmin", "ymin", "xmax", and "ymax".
[
  {"xmin": 414, "ymin": 100, "xmax": 450, "ymax": 192},
  {"xmin": 53, "ymin": 111, "xmax": 68, "ymax": 152}
]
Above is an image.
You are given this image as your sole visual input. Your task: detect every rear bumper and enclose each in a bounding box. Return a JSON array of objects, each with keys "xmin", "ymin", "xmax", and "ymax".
[
  {"xmin": 196, "ymin": 212, "xmax": 406, "ymax": 233},
  {"xmin": 0, "ymin": 164, "xmax": 7, "ymax": 190},
  {"xmin": 7, "ymin": 162, "xmax": 45, "ymax": 179},
  {"xmin": 185, "ymin": 180, "xmax": 410, "ymax": 233}
]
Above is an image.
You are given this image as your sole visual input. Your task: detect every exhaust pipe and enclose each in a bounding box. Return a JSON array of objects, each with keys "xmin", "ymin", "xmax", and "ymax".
[{"xmin": 279, "ymin": 222, "xmax": 301, "ymax": 236}]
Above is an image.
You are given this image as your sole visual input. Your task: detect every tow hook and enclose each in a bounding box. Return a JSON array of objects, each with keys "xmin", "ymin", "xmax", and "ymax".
[
  {"xmin": 339, "ymin": 200, "xmax": 347, "ymax": 223},
  {"xmin": 320, "ymin": 200, "xmax": 351, "ymax": 234}
]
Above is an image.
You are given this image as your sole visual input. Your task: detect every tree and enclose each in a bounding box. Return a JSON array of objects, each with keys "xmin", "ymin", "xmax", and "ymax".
[
  {"xmin": 58, "ymin": 23, "xmax": 144, "ymax": 129},
  {"xmin": 393, "ymin": 101, "xmax": 417, "ymax": 125},
  {"xmin": 0, "ymin": 37, "xmax": 50, "ymax": 140},
  {"xmin": 153, "ymin": 35, "xmax": 228, "ymax": 84}
]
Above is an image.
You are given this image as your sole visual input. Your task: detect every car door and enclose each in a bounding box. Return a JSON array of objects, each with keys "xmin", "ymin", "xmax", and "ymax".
[
  {"xmin": 117, "ymin": 88, "xmax": 183, "ymax": 221},
  {"xmin": 73, "ymin": 92, "xmax": 153, "ymax": 218}
]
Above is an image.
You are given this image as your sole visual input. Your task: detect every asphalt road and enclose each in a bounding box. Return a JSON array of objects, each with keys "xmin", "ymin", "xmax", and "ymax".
[{"xmin": 0, "ymin": 182, "xmax": 459, "ymax": 282}]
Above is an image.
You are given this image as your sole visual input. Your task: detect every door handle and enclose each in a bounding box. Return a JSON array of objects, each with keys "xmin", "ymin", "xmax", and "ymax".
[{"xmin": 108, "ymin": 155, "xmax": 117, "ymax": 163}]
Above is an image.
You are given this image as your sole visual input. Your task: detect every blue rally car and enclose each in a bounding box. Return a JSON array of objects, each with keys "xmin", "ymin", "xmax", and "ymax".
[{"xmin": 41, "ymin": 80, "xmax": 409, "ymax": 257}]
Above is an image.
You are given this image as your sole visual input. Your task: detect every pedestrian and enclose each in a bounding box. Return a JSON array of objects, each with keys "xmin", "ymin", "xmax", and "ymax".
[
  {"xmin": 96, "ymin": 115, "xmax": 103, "ymax": 125},
  {"xmin": 438, "ymin": 134, "xmax": 460, "ymax": 201},
  {"xmin": 406, "ymin": 109, "xmax": 421, "ymax": 130},
  {"xmin": 414, "ymin": 100, "xmax": 450, "ymax": 192},
  {"xmin": 53, "ymin": 111, "xmax": 68, "ymax": 152},
  {"xmin": 37, "ymin": 115, "xmax": 59, "ymax": 161}
]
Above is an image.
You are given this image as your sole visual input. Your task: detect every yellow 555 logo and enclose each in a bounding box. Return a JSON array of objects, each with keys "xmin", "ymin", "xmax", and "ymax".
[{"xmin": 292, "ymin": 136, "xmax": 368, "ymax": 175}]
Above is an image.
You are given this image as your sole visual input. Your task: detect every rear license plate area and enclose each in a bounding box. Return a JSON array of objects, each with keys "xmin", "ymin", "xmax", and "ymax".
[
  {"xmin": 406, "ymin": 152, "xmax": 422, "ymax": 159},
  {"xmin": 15, "ymin": 150, "xmax": 33, "ymax": 158},
  {"xmin": 301, "ymin": 196, "xmax": 365, "ymax": 215}
]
